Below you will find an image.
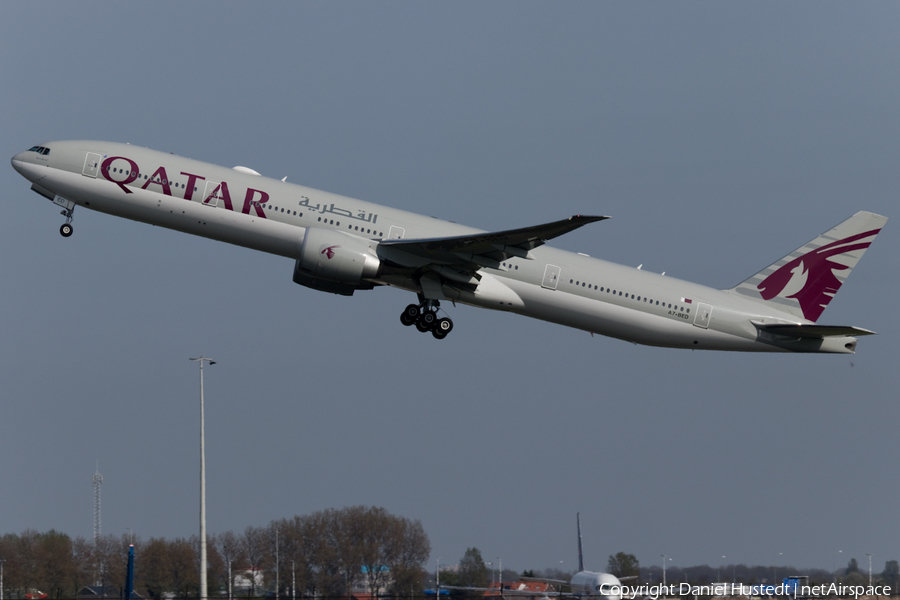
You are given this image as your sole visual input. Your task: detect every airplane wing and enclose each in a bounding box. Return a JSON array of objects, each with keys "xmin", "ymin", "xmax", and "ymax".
[
  {"xmin": 752, "ymin": 322, "xmax": 877, "ymax": 338},
  {"xmin": 441, "ymin": 585, "xmax": 560, "ymax": 598},
  {"xmin": 379, "ymin": 215, "xmax": 608, "ymax": 271}
]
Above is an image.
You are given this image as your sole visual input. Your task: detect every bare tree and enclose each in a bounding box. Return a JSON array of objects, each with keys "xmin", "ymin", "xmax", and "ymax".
[
  {"xmin": 217, "ymin": 531, "xmax": 247, "ymax": 598},
  {"xmin": 141, "ymin": 538, "xmax": 173, "ymax": 600},
  {"xmin": 240, "ymin": 526, "xmax": 269, "ymax": 598}
]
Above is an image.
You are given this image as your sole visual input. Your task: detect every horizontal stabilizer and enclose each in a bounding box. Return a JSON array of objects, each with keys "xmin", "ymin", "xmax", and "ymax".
[{"xmin": 752, "ymin": 321, "xmax": 876, "ymax": 338}]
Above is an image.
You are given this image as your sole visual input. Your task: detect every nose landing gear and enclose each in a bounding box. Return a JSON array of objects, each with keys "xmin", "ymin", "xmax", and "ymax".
[
  {"xmin": 399, "ymin": 299, "xmax": 454, "ymax": 339},
  {"xmin": 56, "ymin": 197, "xmax": 75, "ymax": 237}
]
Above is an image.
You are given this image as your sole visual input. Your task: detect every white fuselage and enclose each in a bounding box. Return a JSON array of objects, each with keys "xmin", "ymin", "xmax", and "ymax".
[
  {"xmin": 570, "ymin": 571, "xmax": 624, "ymax": 600},
  {"xmin": 10, "ymin": 140, "xmax": 862, "ymax": 353}
]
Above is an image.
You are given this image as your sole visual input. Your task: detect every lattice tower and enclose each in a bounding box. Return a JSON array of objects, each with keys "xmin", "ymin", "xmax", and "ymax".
[{"xmin": 93, "ymin": 466, "xmax": 103, "ymax": 543}]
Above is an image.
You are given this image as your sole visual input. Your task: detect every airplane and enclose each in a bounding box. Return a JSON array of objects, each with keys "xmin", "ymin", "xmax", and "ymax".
[
  {"xmin": 441, "ymin": 514, "xmax": 629, "ymax": 600},
  {"xmin": 11, "ymin": 140, "xmax": 887, "ymax": 352},
  {"xmin": 568, "ymin": 513, "xmax": 631, "ymax": 600}
]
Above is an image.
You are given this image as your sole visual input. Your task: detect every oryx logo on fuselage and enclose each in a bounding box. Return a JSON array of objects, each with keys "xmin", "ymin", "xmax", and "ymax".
[
  {"xmin": 757, "ymin": 229, "xmax": 880, "ymax": 322},
  {"xmin": 321, "ymin": 245, "xmax": 340, "ymax": 259}
]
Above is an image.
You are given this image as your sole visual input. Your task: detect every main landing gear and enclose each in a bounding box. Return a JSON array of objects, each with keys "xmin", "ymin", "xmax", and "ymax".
[{"xmin": 400, "ymin": 299, "xmax": 454, "ymax": 340}]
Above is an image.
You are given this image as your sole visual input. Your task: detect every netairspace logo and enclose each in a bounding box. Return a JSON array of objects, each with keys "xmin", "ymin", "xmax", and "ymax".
[{"xmin": 599, "ymin": 583, "xmax": 892, "ymax": 599}]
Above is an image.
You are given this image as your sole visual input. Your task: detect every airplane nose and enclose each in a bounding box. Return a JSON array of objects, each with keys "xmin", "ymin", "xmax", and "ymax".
[{"xmin": 11, "ymin": 152, "xmax": 27, "ymax": 174}]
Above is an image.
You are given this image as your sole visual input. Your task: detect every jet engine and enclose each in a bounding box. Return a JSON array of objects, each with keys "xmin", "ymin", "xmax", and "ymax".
[{"xmin": 292, "ymin": 227, "xmax": 380, "ymax": 296}]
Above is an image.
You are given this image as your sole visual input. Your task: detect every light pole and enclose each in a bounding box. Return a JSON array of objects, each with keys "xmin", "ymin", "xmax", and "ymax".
[
  {"xmin": 661, "ymin": 556, "xmax": 669, "ymax": 588},
  {"xmin": 773, "ymin": 553, "xmax": 782, "ymax": 584},
  {"xmin": 866, "ymin": 554, "xmax": 872, "ymax": 588},
  {"xmin": 190, "ymin": 356, "xmax": 216, "ymax": 600},
  {"xmin": 833, "ymin": 550, "xmax": 842, "ymax": 583},
  {"xmin": 275, "ymin": 528, "xmax": 280, "ymax": 600},
  {"xmin": 1, "ymin": 558, "xmax": 5, "ymax": 600}
]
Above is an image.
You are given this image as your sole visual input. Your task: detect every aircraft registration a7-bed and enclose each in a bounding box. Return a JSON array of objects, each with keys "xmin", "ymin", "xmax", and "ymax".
[{"xmin": 11, "ymin": 141, "xmax": 886, "ymax": 352}]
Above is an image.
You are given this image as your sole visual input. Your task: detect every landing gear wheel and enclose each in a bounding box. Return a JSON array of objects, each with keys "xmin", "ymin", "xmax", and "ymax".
[
  {"xmin": 60, "ymin": 223, "xmax": 73, "ymax": 237},
  {"xmin": 434, "ymin": 318, "xmax": 453, "ymax": 336},
  {"xmin": 400, "ymin": 304, "xmax": 419, "ymax": 326},
  {"xmin": 415, "ymin": 318, "xmax": 432, "ymax": 333},
  {"xmin": 420, "ymin": 311, "xmax": 437, "ymax": 329}
]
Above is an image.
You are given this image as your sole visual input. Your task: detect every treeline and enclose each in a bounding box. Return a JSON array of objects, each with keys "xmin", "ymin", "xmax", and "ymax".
[
  {"xmin": 0, "ymin": 506, "xmax": 430, "ymax": 600},
  {"xmin": 638, "ymin": 561, "xmax": 900, "ymax": 589}
]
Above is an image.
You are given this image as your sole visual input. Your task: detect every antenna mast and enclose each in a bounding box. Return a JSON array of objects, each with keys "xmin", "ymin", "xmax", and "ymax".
[{"xmin": 93, "ymin": 464, "xmax": 103, "ymax": 543}]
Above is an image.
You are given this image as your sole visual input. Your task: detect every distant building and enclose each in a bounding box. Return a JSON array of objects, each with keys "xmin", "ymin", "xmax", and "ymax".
[
  {"xmin": 353, "ymin": 564, "xmax": 393, "ymax": 597},
  {"xmin": 484, "ymin": 580, "xmax": 560, "ymax": 598},
  {"xmin": 234, "ymin": 567, "xmax": 265, "ymax": 590}
]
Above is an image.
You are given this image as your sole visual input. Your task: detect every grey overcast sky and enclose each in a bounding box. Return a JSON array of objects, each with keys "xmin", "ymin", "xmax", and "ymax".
[{"xmin": 2, "ymin": 1, "xmax": 899, "ymax": 576}]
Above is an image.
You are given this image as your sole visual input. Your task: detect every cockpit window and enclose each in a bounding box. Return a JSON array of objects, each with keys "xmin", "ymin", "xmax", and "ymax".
[{"xmin": 28, "ymin": 146, "xmax": 50, "ymax": 155}]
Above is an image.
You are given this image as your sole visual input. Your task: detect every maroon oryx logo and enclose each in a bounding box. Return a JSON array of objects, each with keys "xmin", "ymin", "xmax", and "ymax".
[
  {"xmin": 320, "ymin": 245, "xmax": 340, "ymax": 259},
  {"xmin": 757, "ymin": 229, "xmax": 879, "ymax": 322}
]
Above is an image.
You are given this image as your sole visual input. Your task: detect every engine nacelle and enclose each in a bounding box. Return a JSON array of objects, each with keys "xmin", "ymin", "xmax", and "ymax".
[{"xmin": 292, "ymin": 227, "xmax": 380, "ymax": 296}]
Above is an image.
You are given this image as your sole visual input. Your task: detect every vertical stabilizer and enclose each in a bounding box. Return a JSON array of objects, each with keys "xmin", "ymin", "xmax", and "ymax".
[
  {"xmin": 577, "ymin": 513, "xmax": 584, "ymax": 572},
  {"xmin": 726, "ymin": 211, "xmax": 887, "ymax": 322}
]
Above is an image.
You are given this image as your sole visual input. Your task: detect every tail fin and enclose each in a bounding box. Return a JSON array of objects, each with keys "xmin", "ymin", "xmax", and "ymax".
[
  {"xmin": 576, "ymin": 513, "xmax": 584, "ymax": 572},
  {"xmin": 727, "ymin": 211, "xmax": 887, "ymax": 322}
]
